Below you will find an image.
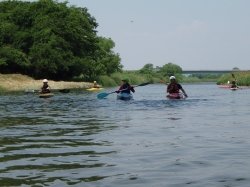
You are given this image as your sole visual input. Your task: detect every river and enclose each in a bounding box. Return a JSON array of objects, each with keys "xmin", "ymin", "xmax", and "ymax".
[{"xmin": 0, "ymin": 83, "xmax": 250, "ymax": 187}]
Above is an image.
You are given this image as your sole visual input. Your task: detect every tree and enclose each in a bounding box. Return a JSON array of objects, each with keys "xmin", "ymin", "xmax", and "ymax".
[
  {"xmin": 159, "ymin": 63, "xmax": 182, "ymax": 77},
  {"xmin": 143, "ymin": 63, "xmax": 154, "ymax": 70},
  {"xmin": 232, "ymin": 67, "xmax": 240, "ymax": 71},
  {"xmin": 0, "ymin": 0, "xmax": 122, "ymax": 80},
  {"xmin": 86, "ymin": 37, "xmax": 122, "ymax": 77}
]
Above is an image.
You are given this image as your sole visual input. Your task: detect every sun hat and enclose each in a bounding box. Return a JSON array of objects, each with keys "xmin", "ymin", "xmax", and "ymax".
[
  {"xmin": 122, "ymin": 77, "xmax": 129, "ymax": 83},
  {"xmin": 170, "ymin": 76, "xmax": 176, "ymax": 80},
  {"xmin": 43, "ymin": 79, "xmax": 48, "ymax": 82}
]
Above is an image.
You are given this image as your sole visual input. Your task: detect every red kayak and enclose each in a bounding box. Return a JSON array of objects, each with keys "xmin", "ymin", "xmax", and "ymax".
[
  {"xmin": 218, "ymin": 85, "xmax": 250, "ymax": 89},
  {"xmin": 166, "ymin": 93, "xmax": 183, "ymax": 99}
]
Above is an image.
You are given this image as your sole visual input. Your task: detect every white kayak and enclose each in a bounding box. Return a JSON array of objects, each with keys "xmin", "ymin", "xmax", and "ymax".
[
  {"xmin": 117, "ymin": 93, "xmax": 133, "ymax": 100},
  {"xmin": 230, "ymin": 87, "xmax": 238, "ymax": 91}
]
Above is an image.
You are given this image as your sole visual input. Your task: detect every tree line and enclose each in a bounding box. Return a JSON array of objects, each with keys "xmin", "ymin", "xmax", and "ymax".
[{"xmin": 0, "ymin": 0, "xmax": 122, "ymax": 80}]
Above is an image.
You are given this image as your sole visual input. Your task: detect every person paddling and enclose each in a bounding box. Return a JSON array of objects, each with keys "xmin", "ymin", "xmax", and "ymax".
[
  {"xmin": 93, "ymin": 81, "xmax": 100, "ymax": 88},
  {"xmin": 230, "ymin": 80, "xmax": 238, "ymax": 88},
  {"xmin": 115, "ymin": 78, "xmax": 135, "ymax": 94},
  {"xmin": 39, "ymin": 79, "xmax": 51, "ymax": 94},
  {"xmin": 167, "ymin": 76, "xmax": 188, "ymax": 97}
]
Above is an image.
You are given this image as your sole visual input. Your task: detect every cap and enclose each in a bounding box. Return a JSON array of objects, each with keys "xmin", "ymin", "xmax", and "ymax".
[
  {"xmin": 43, "ymin": 79, "xmax": 48, "ymax": 82},
  {"xmin": 170, "ymin": 76, "xmax": 176, "ymax": 80}
]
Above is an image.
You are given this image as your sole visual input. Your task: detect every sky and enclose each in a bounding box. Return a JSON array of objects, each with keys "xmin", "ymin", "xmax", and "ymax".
[{"xmin": 25, "ymin": 0, "xmax": 250, "ymax": 70}]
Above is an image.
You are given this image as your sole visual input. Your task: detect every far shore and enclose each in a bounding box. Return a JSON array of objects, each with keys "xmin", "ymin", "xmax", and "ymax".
[{"xmin": 0, "ymin": 74, "xmax": 93, "ymax": 92}]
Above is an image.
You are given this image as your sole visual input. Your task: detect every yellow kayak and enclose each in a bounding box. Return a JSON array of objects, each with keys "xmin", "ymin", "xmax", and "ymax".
[
  {"xmin": 87, "ymin": 87, "xmax": 104, "ymax": 91},
  {"xmin": 39, "ymin": 93, "xmax": 54, "ymax": 98}
]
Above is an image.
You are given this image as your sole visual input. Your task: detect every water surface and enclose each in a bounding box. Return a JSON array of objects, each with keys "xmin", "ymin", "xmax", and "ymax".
[{"xmin": 0, "ymin": 83, "xmax": 250, "ymax": 187}]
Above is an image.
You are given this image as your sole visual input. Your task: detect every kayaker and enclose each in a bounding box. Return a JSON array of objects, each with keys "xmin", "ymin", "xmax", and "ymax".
[
  {"xmin": 93, "ymin": 81, "xmax": 100, "ymax": 88},
  {"xmin": 231, "ymin": 80, "xmax": 238, "ymax": 88},
  {"xmin": 167, "ymin": 76, "xmax": 188, "ymax": 97},
  {"xmin": 115, "ymin": 78, "xmax": 135, "ymax": 94},
  {"xmin": 39, "ymin": 79, "xmax": 51, "ymax": 94}
]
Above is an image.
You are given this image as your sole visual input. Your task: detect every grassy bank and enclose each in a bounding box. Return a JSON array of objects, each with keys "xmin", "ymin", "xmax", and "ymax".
[
  {"xmin": 75, "ymin": 72, "xmax": 217, "ymax": 87},
  {"xmin": 0, "ymin": 72, "xmax": 220, "ymax": 92},
  {"xmin": 73, "ymin": 71, "xmax": 161, "ymax": 87},
  {"xmin": 182, "ymin": 77, "xmax": 217, "ymax": 83},
  {"xmin": 0, "ymin": 74, "xmax": 93, "ymax": 92},
  {"xmin": 217, "ymin": 71, "xmax": 250, "ymax": 86}
]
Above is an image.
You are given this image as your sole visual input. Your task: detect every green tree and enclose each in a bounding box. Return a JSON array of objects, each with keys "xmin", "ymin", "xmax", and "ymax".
[
  {"xmin": 0, "ymin": 0, "xmax": 122, "ymax": 80},
  {"xmin": 159, "ymin": 63, "xmax": 182, "ymax": 77},
  {"xmin": 139, "ymin": 63, "xmax": 155, "ymax": 74},
  {"xmin": 143, "ymin": 63, "xmax": 154, "ymax": 69},
  {"xmin": 232, "ymin": 67, "xmax": 240, "ymax": 71},
  {"xmin": 86, "ymin": 36, "xmax": 122, "ymax": 77}
]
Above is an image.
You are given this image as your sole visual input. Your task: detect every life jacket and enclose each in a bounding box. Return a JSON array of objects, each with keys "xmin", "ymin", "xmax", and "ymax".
[
  {"xmin": 231, "ymin": 84, "xmax": 237, "ymax": 88},
  {"xmin": 41, "ymin": 85, "xmax": 50, "ymax": 93},
  {"xmin": 120, "ymin": 84, "xmax": 134, "ymax": 93},
  {"xmin": 168, "ymin": 83, "xmax": 179, "ymax": 93}
]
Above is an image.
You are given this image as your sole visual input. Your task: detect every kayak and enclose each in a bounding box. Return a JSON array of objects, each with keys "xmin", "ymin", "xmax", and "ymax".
[
  {"xmin": 87, "ymin": 87, "xmax": 104, "ymax": 91},
  {"xmin": 230, "ymin": 87, "xmax": 238, "ymax": 91},
  {"xmin": 39, "ymin": 93, "xmax": 54, "ymax": 98},
  {"xmin": 219, "ymin": 85, "xmax": 249, "ymax": 89},
  {"xmin": 117, "ymin": 93, "xmax": 133, "ymax": 100},
  {"xmin": 167, "ymin": 93, "xmax": 183, "ymax": 99}
]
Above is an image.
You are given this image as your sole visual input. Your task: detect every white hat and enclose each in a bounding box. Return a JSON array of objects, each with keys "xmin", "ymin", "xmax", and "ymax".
[
  {"xmin": 170, "ymin": 76, "xmax": 176, "ymax": 80},
  {"xmin": 43, "ymin": 79, "xmax": 48, "ymax": 82}
]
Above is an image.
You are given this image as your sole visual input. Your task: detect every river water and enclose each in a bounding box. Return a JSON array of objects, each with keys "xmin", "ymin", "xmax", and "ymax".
[{"xmin": 0, "ymin": 83, "xmax": 250, "ymax": 187}]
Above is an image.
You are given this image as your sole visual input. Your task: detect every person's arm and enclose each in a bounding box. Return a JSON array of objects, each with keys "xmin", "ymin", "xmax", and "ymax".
[
  {"xmin": 130, "ymin": 86, "xmax": 135, "ymax": 93},
  {"xmin": 167, "ymin": 85, "xmax": 172, "ymax": 93},
  {"xmin": 180, "ymin": 88, "xmax": 188, "ymax": 97},
  {"xmin": 115, "ymin": 86, "xmax": 123, "ymax": 93}
]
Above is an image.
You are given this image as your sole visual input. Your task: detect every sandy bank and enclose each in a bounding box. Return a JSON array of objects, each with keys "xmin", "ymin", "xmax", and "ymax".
[{"xmin": 0, "ymin": 74, "xmax": 93, "ymax": 91}]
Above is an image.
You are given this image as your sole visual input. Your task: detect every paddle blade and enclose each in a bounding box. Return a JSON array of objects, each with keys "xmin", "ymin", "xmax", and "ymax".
[
  {"xmin": 137, "ymin": 82, "xmax": 150, "ymax": 87},
  {"xmin": 97, "ymin": 92, "xmax": 109, "ymax": 99},
  {"xmin": 231, "ymin": 73, "xmax": 235, "ymax": 79},
  {"xmin": 59, "ymin": 89, "xmax": 70, "ymax": 93}
]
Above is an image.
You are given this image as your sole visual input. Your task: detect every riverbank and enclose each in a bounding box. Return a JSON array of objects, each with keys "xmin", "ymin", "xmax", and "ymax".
[
  {"xmin": 216, "ymin": 71, "xmax": 250, "ymax": 85},
  {"xmin": 0, "ymin": 74, "xmax": 93, "ymax": 92}
]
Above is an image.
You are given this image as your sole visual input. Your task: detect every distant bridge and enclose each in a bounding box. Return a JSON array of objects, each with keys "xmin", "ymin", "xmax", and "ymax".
[
  {"xmin": 182, "ymin": 70, "xmax": 248, "ymax": 74},
  {"xmin": 151, "ymin": 68, "xmax": 249, "ymax": 74}
]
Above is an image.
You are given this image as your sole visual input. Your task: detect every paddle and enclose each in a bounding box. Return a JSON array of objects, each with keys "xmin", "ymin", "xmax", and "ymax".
[
  {"xmin": 231, "ymin": 73, "xmax": 241, "ymax": 89},
  {"xmin": 232, "ymin": 73, "xmax": 236, "ymax": 80},
  {"xmin": 58, "ymin": 89, "xmax": 70, "ymax": 93},
  {"xmin": 97, "ymin": 82, "xmax": 149, "ymax": 99},
  {"xmin": 24, "ymin": 89, "xmax": 70, "ymax": 94},
  {"xmin": 159, "ymin": 79, "xmax": 168, "ymax": 86}
]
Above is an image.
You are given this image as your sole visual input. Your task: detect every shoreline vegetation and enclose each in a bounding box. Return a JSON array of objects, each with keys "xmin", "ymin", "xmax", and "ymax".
[
  {"xmin": 216, "ymin": 71, "xmax": 250, "ymax": 86},
  {"xmin": 1, "ymin": 1, "xmax": 249, "ymax": 92},
  {"xmin": 0, "ymin": 73, "xmax": 217, "ymax": 92},
  {"xmin": 1, "ymin": 71, "xmax": 249, "ymax": 92}
]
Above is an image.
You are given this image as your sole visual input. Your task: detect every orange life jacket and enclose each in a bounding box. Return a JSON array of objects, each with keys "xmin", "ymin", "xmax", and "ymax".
[{"xmin": 168, "ymin": 83, "xmax": 179, "ymax": 93}]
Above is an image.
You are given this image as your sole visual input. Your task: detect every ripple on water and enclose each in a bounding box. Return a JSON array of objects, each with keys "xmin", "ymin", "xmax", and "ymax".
[{"xmin": 1, "ymin": 85, "xmax": 250, "ymax": 186}]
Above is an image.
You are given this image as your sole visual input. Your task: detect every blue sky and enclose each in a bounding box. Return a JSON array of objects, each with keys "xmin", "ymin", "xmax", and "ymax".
[{"xmin": 26, "ymin": 0, "xmax": 250, "ymax": 70}]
